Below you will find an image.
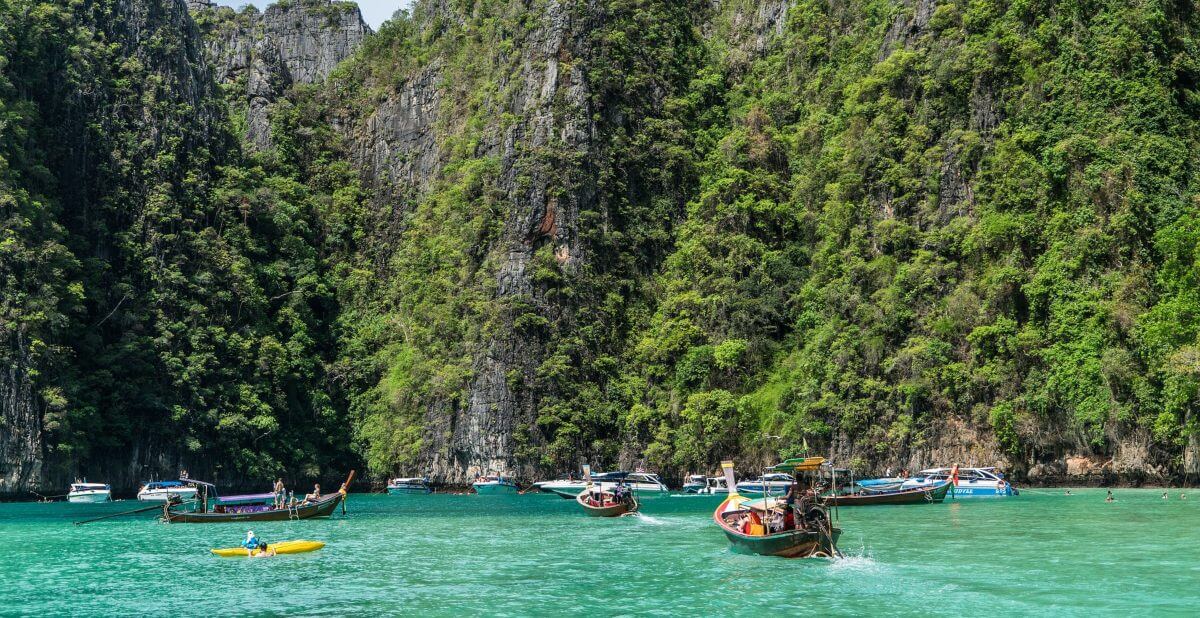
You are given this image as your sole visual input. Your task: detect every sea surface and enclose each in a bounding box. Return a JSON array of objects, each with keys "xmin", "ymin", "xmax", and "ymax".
[{"xmin": 1, "ymin": 488, "xmax": 1196, "ymax": 616}]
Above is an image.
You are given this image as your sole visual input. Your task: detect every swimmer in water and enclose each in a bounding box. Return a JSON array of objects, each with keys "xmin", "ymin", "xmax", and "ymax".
[
  {"xmin": 1064, "ymin": 489, "xmax": 1072, "ymax": 496},
  {"xmin": 1105, "ymin": 490, "xmax": 1114, "ymax": 503}
]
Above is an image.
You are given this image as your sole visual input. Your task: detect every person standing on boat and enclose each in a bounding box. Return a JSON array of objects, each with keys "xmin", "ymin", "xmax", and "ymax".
[
  {"xmin": 783, "ymin": 480, "xmax": 803, "ymax": 530},
  {"xmin": 273, "ymin": 478, "xmax": 286, "ymax": 508}
]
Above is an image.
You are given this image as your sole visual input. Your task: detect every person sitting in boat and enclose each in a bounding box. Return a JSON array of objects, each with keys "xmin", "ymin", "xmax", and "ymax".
[
  {"xmin": 243, "ymin": 530, "xmax": 260, "ymax": 550},
  {"xmin": 303, "ymin": 484, "xmax": 321, "ymax": 504}
]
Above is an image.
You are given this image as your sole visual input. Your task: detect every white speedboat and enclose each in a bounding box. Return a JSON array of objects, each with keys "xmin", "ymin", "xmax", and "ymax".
[
  {"xmin": 67, "ymin": 482, "xmax": 112, "ymax": 503},
  {"xmin": 386, "ymin": 477, "xmax": 432, "ymax": 494},
  {"xmin": 734, "ymin": 473, "xmax": 794, "ymax": 497},
  {"xmin": 472, "ymin": 475, "xmax": 520, "ymax": 494},
  {"xmin": 531, "ymin": 476, "xmax": 588, "ymax": 498},
  {"xmin": 137, "ymin": 480, "xmax": 199, "ymax": 502},
  {"xmin": 681, "ymin": 474, "xmax": 729, "ymax": 495},
  {"xmin": 534, "ymin": 471, "xmax": 670, "ymax": 499},
  {"xmin": 902, "ymin": 467, "xmax": 1018, "ymax": 497}
]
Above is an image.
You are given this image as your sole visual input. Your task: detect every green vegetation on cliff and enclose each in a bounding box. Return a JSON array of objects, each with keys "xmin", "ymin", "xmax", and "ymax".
[{"xmin": 3, "ymin": 0, "xmax": 1199, "ymax": 487}]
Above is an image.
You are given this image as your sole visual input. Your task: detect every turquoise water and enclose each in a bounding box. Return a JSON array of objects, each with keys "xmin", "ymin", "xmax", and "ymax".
[{"xmin": 1, "ymin": 488, "xmax": 1197, "ymax": 616}]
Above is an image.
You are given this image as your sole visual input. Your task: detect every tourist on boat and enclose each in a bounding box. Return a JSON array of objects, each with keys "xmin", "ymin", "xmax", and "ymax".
[
  {"xmin": 274, "ymin": 478, "xmax": 286, "ymax": 508},
  {"xmin": 243, "ymin": 530, "xmax": 260, "ymax": 550},
  {"xmin": 303, "ymin": 484, "xmax": 321, "ymax": 504}
]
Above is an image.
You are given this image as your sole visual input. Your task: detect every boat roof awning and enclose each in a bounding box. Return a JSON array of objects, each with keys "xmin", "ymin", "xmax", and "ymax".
[
  {"xmin": 771, "ymin": 456, "xmax": 827, "ymax": 472},
  {"xmin": 215, "ymin": 492, "xmax": 274, "ymax": 505}
]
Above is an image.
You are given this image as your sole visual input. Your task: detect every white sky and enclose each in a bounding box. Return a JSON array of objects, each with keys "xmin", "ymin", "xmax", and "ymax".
[{"xmin": 213, "ymin": 1, "xmax": 414, "ymax": 30}]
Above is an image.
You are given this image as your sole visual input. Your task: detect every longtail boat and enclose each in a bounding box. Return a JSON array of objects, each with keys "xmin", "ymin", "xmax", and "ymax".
[
  {"xmin": 575, "ymin": 466, "xmax": 638, "ymax": 517},
  {"xmin": 821, "ymin": 478, "xmax": 953, "ymax": 506},
  {"xmin": 576, "ymin": 488, "xmax": 639, "ymax": 517},
  {"xmin": 713, "ymin": 459, "xmax": 841, "ymax": 558},
  {"xmin": 162, "ymin": 471, "xmax": 354, "ymax": 524}
]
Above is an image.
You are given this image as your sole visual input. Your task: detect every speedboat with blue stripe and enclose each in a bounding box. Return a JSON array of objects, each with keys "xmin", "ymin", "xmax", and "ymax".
[
  {"xmin": 902, "ymin": 467, "xmax": 1018, "ymax": 497},
  {"xmin": 472, "ymin": 475, "xmax": 520, "ymax": 494},
  {"xmin": 734, "ymin": 473, "xmax": 794, "ymax": 498}
]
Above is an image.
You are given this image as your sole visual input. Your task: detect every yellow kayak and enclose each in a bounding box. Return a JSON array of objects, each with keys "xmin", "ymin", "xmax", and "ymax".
[{"xmin": 210, "ymin": 540, "xmax": 325, "ymax": 557}]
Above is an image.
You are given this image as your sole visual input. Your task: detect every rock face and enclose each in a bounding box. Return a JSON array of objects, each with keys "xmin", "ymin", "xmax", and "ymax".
[
  {"xmin": 341, "ymin": 0, "xmax": 596, "ymax": 483},
  {"xmin": 192, "ymin": 0, "xmax": 369, "ymax": 149},
  {"xmin": 0, "ymin": 338, "xmax": 43, "ymax": 494}
]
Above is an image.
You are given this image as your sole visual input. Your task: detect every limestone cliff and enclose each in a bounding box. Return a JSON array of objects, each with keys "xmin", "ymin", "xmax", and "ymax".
[{"xmin": 190, "ymin": 0, "xmax": 369, "ymax": 149}]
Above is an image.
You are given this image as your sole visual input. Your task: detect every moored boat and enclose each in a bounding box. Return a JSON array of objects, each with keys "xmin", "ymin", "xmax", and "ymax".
[
  {"xmin": 681, "ymin": 474, "xmax": 706, "ymax": 494},
  {"xmin": 162, "ymin": 472, "xmax": 354, "ymax": 523},
  {"xmin": 137, "ymin": 480, "xmax": 199, "ymax": 502},
  {"xmin": 854, "ymin": 477, "xmax": 907, "ymax": 493},
  {"xmin": 681, "ymin": 475, "xmax": 729, "ymax": 495},
  {"xmin": 472, "ymin": 475, "xmax": 520, "ymax": 494},
  {"xmin": 713, "ymin": 459, "xmax": 841, "ymax": 558},
  {"xmin": 67, "ymin": 482, "xmax": 112, "ymax": 503},
  {"xmin": 903, "ymin": 467, "xmax": 1018, "ymax": 497},
  {"xmin": 734, "ymin": 472, "xmax": 794, "ymax": 497},
  {"xmin": 534, "ymin": 471, "xmax": 670, "ymax": 499},
  {"xmin": 386, "ymin": 477, "xmax": 432, "ymax": 494},
  {"xmin": 822, "ymin": 478, "xmax": 953, "ymax": 506}
]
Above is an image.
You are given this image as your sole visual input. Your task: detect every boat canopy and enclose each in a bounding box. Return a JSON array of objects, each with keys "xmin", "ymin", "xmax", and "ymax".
[
  {"xmin": 771, "ymin": 456, "xmax": 827, "ymax": 472},
  {"xmin": 143, "ymin": 480, "xmax": 186, "ymax": 489},
  {"xmin": 215, "ymin": 492, "xmax": 275, "ymax": 505},
  {"xmin": 70, "ymin": 483, "xmax": 109, "ymax": 490}
]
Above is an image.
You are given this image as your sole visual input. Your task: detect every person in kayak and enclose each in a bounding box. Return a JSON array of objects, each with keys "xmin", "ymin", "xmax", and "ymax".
[{"xmin": 243, "ymin": 530, "xmax": 260, "ymax": 550}]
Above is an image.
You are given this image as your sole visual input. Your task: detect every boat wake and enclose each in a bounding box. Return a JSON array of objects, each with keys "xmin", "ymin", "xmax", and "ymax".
[
  {"xmin": 830, "ymin": 549, "xmax": 879, "ymax": 572},
  {"xmin": 628, "ymin": 513, "xmax": 667, "ymax": 525}
]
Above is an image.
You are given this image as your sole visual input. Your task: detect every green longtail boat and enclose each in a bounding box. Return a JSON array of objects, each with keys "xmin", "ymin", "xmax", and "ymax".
[{"xmin": 712, "ymin": 458, "xmax": 842, "ymax": 558}]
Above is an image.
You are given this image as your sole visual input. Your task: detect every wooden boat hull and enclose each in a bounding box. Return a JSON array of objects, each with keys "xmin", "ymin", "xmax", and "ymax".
[
  {"xmin": 719, "ymin": 527, "xmax": 841, "ymax": 558},
  {"xmin": 164, "ymin": 493, "xmax": 343, "ymax": 523},
  {"xmin": 211, "ymin": 540, "xmax": 325, "ymax": 557},
  {"xmin": 576, "ymin": 490, "xmax": 639, "ymax": 517},
  {"xmin": 713, "ymin": 496, "xmax": 840, "ymax": 558},
  {"xmin": 823, "ymin": 479, "xmax": 953, "ymax": 506}
]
